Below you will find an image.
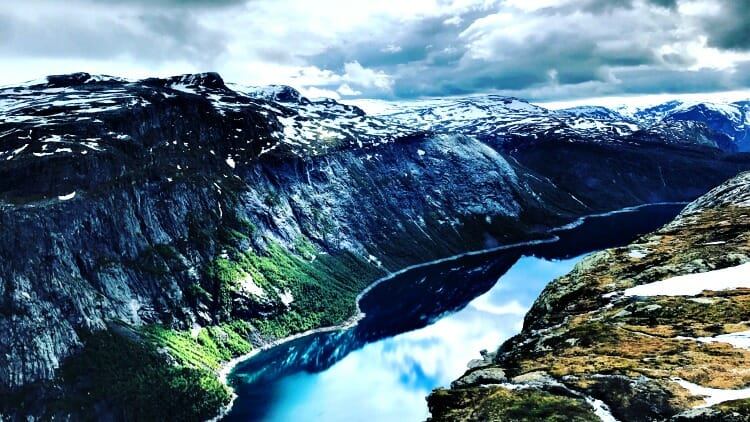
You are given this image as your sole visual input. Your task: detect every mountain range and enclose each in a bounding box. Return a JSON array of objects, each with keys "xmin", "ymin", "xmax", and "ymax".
[{"xmin": 0, "ymin": 72, "xmax": 749, "ymax": 420}]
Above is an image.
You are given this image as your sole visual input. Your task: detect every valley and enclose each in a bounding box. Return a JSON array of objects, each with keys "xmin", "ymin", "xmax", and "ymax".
[{"xmin": 0, "ymin": 72, "xmax": 749, "ymax": 420}]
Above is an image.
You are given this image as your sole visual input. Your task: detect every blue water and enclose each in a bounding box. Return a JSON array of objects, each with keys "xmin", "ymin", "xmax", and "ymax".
[
  {"xmin": 248, "ymin": 256, "xmax": 578, "ymax": 422},
  {"xmin": 225, "ymin": 203, "xmax": 685, "ymax": 421}
]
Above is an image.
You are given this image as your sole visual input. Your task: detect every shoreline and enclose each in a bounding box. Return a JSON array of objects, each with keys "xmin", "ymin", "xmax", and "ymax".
[{"xmin": 214, "ymin": 201, "xmax": 689, "ymax": 418}]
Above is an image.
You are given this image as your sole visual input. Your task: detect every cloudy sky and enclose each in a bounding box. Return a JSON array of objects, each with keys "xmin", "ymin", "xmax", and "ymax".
[{"xmin": 2, "ymin": 0, "xmax": 750, "ymax": 105}]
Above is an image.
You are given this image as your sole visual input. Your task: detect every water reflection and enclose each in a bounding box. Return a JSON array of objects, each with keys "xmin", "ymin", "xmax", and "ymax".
[{"xmin": 225, "ymin": 204, "xmax": 685, "ymax": 421}]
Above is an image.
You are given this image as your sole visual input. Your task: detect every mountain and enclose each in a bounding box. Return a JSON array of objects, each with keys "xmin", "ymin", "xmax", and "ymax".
[
  {"xmin": 428, "ymin": 171, "xmax": 750, "ymax": 421},
  {"xmin": 632, "ymin": 120, "xmax": 738, "ymax": 152},
  {"xmin": 623, "ymin": 100, "xmax": 750, "ymax": 152},
  {"xmin": 558, "ymin": 105, "xmax": 631, "ymax": 121},
  {"xmin": 665, "ymin": 102, "xmax": 750, "ymax": 152},
  {"xmin": 378, "ymin": 96, "xmax": 641, "ymax": 148},
  {"xmin": 1, "ymin": 73, "xmax": 750, "ymax": 420}
]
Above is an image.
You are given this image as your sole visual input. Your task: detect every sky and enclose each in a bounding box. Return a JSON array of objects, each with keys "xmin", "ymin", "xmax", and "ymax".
[{"xmin": 2, "ymin": 0, "xmax": 750, "ymax": 106}]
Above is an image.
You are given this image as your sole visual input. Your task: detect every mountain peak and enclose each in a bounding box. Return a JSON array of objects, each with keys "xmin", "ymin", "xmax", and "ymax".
[
  {"xmin": 236, "ymin": 84, "xmax": 309, "ymax": 104},
  {"xmin": 40, "ymin": 72, "xmax": 127, "ymax": 88},
  {"xmin": 156, "ymin": 72, "xmax": 227, "ymax": 91}
]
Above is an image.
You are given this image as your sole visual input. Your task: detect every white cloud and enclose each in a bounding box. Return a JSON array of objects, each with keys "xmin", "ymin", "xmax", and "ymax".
[
  {"xmin": 381, "ymin": 44, "xmax": 403, "ymax": 53},
  {"xmin": 343, "ymin": 61, "xmax": 394, "ymax": 91},
  {"xmin": 443, "ymin": 16, "xmax": 463, "ymax": 26},
  {"xmin": 299, "ymin": 86, "xmax": 341, "ymax": 100},
  {"xmin": 337, "ymin": 83, "xmax": 362, "ymax": 96},
  {"xmin": 0, "ymin": 0, "xmax": 748, "ymax": 102}
]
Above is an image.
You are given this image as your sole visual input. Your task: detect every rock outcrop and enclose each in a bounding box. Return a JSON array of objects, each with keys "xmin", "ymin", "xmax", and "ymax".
[{"xmin": 429, "ymin": 171, "xmax": 750, "ymax": 421}]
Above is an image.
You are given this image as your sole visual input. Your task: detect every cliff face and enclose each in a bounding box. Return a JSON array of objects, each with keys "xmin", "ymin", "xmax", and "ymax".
[
  {"xmin": 429, "ymin": 171, "xmax": 750, "ymax": 421},
  {"xmin": 1, "ymin": 72, "xmax": 750, "ymax": 419}
]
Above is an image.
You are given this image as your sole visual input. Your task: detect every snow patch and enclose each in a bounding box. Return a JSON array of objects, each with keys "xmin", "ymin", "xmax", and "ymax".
[
  {"xmin": 694, "ymin": 330, "xmax": 750, "ymax": 350},
  {"xmin": 279, "ymin": 290, "xmax": 294, "ymax": 306},
  {"xmin": 672, "ymin": 378, "xmax": 750, "ymax": 408},
  {"xmin": 225, "ymin": 157, "xmax": 236, "ymax": 168},
  {"xmin": 584, "ymin": 396, "xmax": 620, "ymax": 422},
  {"xmin": 628, "ymin": 250, "xmax": 648, "ymax": 259},
  {"xmin": 58, "ymin": 191, "xmax": 76, "ymax": 201},
  {"xmin": 191, "ymin": 325, "xmax": 202, "ymax": 339},
  {"xmin": 624, "ymin": 262, "xmax": 750, "ymax": 297}
]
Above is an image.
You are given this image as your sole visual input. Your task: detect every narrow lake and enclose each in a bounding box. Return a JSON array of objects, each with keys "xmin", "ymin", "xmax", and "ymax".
[{"xmin": 224, "ymin": 203, "xmax": 685, "ymax": 421}]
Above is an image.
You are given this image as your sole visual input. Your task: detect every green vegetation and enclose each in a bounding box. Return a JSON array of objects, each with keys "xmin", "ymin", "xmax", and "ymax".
[
  {"xmin": 247, "ymin": 243, "xmax": 382, "ymax": 337},
  {"xmin": 141, "ymin": 322, "xmax": 252, "ymax": 370},
  {"xmin": 205, "ymin": 257, "xmax": 246, "ymax": 321},
  {"xmin": 293, "ymin": 235, "xmax": 317, "ymax": 260},
  {"xmin": 197, "ymin": 237, "xmax": 383, "ymax": 338},
  {"xmin": 57, "ymin": 210, "xmax": 383, "ymax": 420},
  {"xmin": 59, "ymin": 330, "xmax": 231, "ymax": 421}
]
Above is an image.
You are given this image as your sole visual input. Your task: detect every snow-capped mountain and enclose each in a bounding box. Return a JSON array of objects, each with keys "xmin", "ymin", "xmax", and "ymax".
[
  {"xmin": 558, "ymin": 105, "xmax": 630, "ymax": 122},
  {"xmin": 377, "ymin": 95, "xmax": 644, "ymax": 149},
  {"xmin": 615, "ymin": 100, "xmax": 750, "ymax": 151},
  {"xmin": 0, "ymin": 72, "xmax": 417, "ymax": 164},
  {"xmin": 631, "ymin": 120, "xmax": 737, "ymax": 152},
  {"xmin": 663, "ymin": 102, "xmax": 750, "ymax": 151},
  {"xmin": 375, "ymin": 94, "xmax": 750, "ymax": 152}
]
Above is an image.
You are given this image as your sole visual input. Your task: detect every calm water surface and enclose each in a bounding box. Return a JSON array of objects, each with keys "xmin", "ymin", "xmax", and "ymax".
[{"xmin": 225, "ymin": 204, "xmax": 685, "ymax": 421}]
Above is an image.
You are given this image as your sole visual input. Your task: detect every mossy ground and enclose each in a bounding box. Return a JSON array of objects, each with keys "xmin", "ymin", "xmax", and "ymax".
[
  {"xmin": 429, "ymin": 205, "xmax": 750, "ymax": 420},
  {"xmin": 429, "ymin": 386, "xmax": 600, "ymax": 422}
]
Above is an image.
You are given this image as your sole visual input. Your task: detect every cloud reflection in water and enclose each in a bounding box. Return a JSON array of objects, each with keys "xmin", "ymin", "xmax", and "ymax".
[{"xmin": 248, "ymin": 255, "xmax": 580, "ymax": 422}]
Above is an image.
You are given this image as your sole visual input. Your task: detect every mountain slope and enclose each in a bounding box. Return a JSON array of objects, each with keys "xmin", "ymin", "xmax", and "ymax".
[{"xmin": 429, "ymin": 171, "xmax": 750, "ymax": 421}]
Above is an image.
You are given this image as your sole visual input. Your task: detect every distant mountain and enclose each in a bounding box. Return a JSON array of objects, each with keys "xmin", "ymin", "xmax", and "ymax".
[
  {"xmin": 376, "ymin": 95, "xmax": 745, "ymax": 153},
  {"xmin": 633, "ymin": 120, "xmax": 738, "ymax": 152},
  {"xmin": 378, "ymin": 96, "xmax": 641, "ymax": 149},
  {"xmin": 619, "ymin": 100, "xmax": 750, "ymax": 152},
  {"xmin": 558, "ymin": 105, "xmax": 630, "ymax": 122},
  {"xmin": 665, "ymin": 102, "xmax": 750, "ymax": 151}
]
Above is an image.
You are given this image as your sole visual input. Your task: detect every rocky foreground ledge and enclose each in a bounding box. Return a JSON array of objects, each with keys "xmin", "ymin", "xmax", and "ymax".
[{"xmin": 428, "ymin": 171, "xmax": 750, "ymax": 421}]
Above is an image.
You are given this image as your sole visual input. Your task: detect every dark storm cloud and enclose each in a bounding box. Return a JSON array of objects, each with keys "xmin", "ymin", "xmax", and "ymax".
[
  {"xmin": 304, "ymin": 2, "xmax": 668, "ymax": 99},
  {"xmin": 559, "ymin": 0, "xmax": 676, "ymax": 14},
  {"xmin": 1, "ymin": 0, "xmax": 748, "ymax": 101},
  {"xmin": 301, "ymin": 0, "xmax": 750, "ymax": 101},
  {"xmin": 704, "ymin": 0, "xmax": 750, "ymax": 51},
  {"xmin": 303, "ymin": 10, "xmax": 485, "ymax": 71},
  {"xmin": 137, "ymin": 12, "xmax": 227, "ymax": 62}
]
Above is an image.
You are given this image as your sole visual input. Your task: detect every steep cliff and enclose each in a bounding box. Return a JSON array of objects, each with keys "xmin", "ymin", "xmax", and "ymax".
[{"xmin": 429, "ymin": 171, "xmax": 750, "ymax": 421}]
